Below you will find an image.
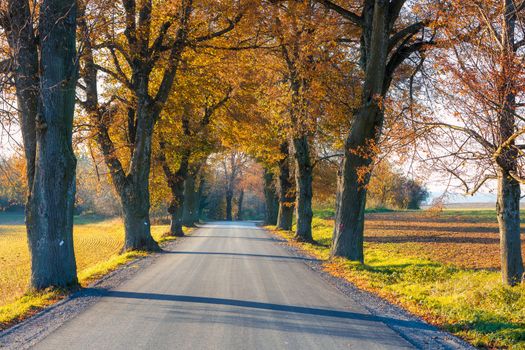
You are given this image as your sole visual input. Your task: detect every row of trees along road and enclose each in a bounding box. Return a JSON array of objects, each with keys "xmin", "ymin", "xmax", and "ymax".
[{"xmin": 0, "ymin": 0, "xmax": 523, "ymax": 292}]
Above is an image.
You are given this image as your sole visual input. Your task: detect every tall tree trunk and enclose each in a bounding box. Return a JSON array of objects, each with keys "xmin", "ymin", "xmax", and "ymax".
[
  {"xmin": 167, "ymin": 169, "xmax": 187, "ymax": 236},
  {"xmin": 25, "ymin": 0, "xmax": 79, "ymax": 288},
  {"xmin": 160, "ymin": 147, "xmax": 189, "ymax": 237},
  {"xmin": 280, "ymin": 41, "xmax": 312, "ymax": 238},
  {"xmin": 493, "ymin": 0, "xmax": 524, "ymax": 285},
  {"xmin": 496, "ymin": 170, "xmax": 524, "ymax": 285},
  {"xmin": 277, "ymin": 142, "xmax": 294, "ymax": 230},
  {"xmin": 196, "ymin": 177, "xmax": 206, "ymax": 223},
  {"xmin": 293, "ymin": 136, "xmax": 313, "ymax": 242},
  {"xmin": 121, "ymin": 186, "xmax": 156, "ymax": 250},
  {"xmin": 120, "ymin": 115, "xmax": 160, "ymax": 251},
  {"xmin": 226, "ymin": 189, "xmax": 233, "ymax": 221},
  {"xmin": 331, "ymin": 106, "xmax": 384, "ymax": 261},
  {"xmin": 236, "ymin": 189, "xmax": 244, "ymax": 220},
  {"xmin": 76, "ymin": 0, "xmax": 198, "ymax": 253},
  {"xmin": 331, "ymin": 1, "xmax": 389, "ymax": 261},
  {"xmin": 263, "ymin": 169, "xmax": 279, "ymax": 225},
  {"xmin": 167, "ymin": 180, "xmax": 185, "ymax": 237},
  {"xmin": 182, "ymin": 175, "xmax": 197, "ymax": 227}
]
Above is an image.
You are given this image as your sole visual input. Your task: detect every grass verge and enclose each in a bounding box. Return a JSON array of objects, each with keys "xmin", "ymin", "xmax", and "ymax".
[
  {"xmin": 268, "ymin": 217, "xmax": 525, "ymax": 349},
  {"xmin": 0, "ymin": 223, "xmax": 193, "ymax": 330}
]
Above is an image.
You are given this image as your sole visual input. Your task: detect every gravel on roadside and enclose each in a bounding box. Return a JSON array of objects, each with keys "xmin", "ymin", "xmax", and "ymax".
[
  {"xmin": 1, "ymin": 227, "xmax": 476, "ymax": 350},
  {"xmin": 265, "ymin": 231, "xmax": 476, "ymax": 350},
  {"xmin": 0, "ymin": 238, "xmax": 186, "ymax": 350}
]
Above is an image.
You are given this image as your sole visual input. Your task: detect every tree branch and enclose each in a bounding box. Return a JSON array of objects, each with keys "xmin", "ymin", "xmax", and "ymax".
[
  {"xmin": 388, "ymin": 0, "xmax": 407, "ymax": 28},
  {"xmin": 446, "ymin": 168, "xmax": 496, "ymax": 195},
  {"xmin": 122, "ymin": 0, "xmax": 138, "ymax": 50},
  {"xmin": 315, "ymin": 0, "xmax": 363, "ymax": 27},
  {"xmin": 388, "ymin": 21, "xmax": 427, "ymax": 52},
  {"xmin": 313, "ymin": 153, "xmax": 344, "ymax": 168},
  {"xmin": 194, "ymin": 13, "xmax": 243, "ymax": 43},
  {"xmin": 93, "ymin": 63, "xmax": 133, "ymax": 90},
  {"xmin": 423, "ymin": 122, "xmax": 495, "ymax": 151}
]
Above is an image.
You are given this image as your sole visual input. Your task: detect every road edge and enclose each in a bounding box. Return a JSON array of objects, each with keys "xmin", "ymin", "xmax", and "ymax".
[
  {"xmin": 0, "ymin": 234, "xmax": 192, "ymax": 350},
  {"xmin": 262, "ymin": 227, "xmax": 476, "ymax": 350}
]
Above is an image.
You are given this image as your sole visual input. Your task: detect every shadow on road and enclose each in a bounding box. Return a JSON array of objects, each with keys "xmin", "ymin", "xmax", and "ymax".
[
  {"xmin": 99, "ymin": 290, "xmax": 433, "ymax": 332},
  {"xmin": 163, "ymin": 251, "xmax": 319, "ymax": 262},
  {"xmin": 187, "ymin": 235, "xmax": 285, "ymax": 242}
]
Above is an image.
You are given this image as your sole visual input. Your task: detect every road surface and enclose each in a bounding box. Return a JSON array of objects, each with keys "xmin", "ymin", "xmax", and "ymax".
[{"xmin": 32, "ymin": 222, "xmax": 415, "ymax": 350}]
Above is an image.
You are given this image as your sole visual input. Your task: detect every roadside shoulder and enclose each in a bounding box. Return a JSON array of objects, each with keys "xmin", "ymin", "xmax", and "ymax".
[
  {"xmin": 0, "ymin": 235, "xmax": 190, "ymax": 350},
  {"xmin": 263, "ymin": 227, "xmax": 475, "ymax": 350}
]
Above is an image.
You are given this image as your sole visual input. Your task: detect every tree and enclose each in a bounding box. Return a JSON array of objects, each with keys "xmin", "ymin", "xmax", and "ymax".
[
  {"xmin": 78, "ymin": 0, "xmax": 244, "ymax": 251},
  {"xmin": 157, "ymin": 91, "xmax": 229, "ymax": 236},
  {"xmin": 319, "ymin": 0, "xmax": 436, "ymax": 261},
  {"xmin": 236, "ymin": 189, "xmax": 245, "ymax": 220},
  {"xmin": 421, "ymin": 0, "xmax": 525, "ymax": 285},
  {"xmin": 262, "ymin": 1, "xmax": 346, "ymax": 240},
  {"xmin": 182, "ymin": 163, "xmax": 204, "ymax": 226},
  {"xmin": 367, "ymin": 161, "xmax": 428, "ymax": 209},
  {"xmin": 1, "ymin": 0, "xmax": 79, "ymax": 289},
  {"xmin": 221, "ymin": 152, "xmax": 249, "ymax": 220},
  {"xmin": 276, "ymin": 141, "xmax": 295, "ymax": 230},
  {"xmin": 153, "ymin": 43, "xmax": 235, "ymax": 234},
  {"xmin": 270, "ymin": 2, "xmax": 317, "ymax": 241},
  {"xmin": 263, "ymin": 168, "xmax": 279, "ymax": 225}
]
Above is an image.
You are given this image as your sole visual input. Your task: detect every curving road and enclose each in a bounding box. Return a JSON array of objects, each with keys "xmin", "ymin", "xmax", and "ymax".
[{"xmin": 31, "ymin": 222, "xmax": 417, "ymax": 350}]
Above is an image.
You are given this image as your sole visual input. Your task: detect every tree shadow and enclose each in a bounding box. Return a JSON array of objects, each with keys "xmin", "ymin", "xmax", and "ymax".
[
  {"xmin": 98, "ymin": 290, "xmax": 435, "ymax": 332},
  {"xmin": 187, "ymin": 235, "xmax": 284, "ymax": 242},
  {"xmin": 163, "ymin": 251, "xmax": 319, "ymax": 262}
]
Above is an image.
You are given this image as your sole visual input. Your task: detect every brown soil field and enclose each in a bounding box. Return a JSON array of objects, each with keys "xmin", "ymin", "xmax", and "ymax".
[{"xmin": 363, "ymin": 211, "xmax": 525, "ymax": 270}]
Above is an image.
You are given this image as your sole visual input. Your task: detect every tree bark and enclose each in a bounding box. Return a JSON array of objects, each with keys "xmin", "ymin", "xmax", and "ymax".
[
  {"xmin": 182, "ymin": 174, "xmax": 197, "ymax": 227},
  {"xmin": 277, "ymin": 142, "xmax": 294, "ymax": 230},
  {"xmin": 279, "ymin": 40, "xmax": 312, "ymax": 236},
  {"xmin": 159, "ymin": 144, "xmax": 189, "ymax": 237},
  {"xmin": 166, "ymin": 165, "xmax": 188, "ymax": 237},
  {"xmin": 196, "ymin": 177, "xmax": 205, "ymax": 223},
  {"xmin": 493, "ymin": 0, "xmax": 524, "ymax": 285},
  {"xmin": 226, "ymin": 189, "xmax": 233, "ymax": 221},
  {"xmin": 496, "ymin": 171, "xmax": 524, "ymax": 285},
  {"xmin": 121, "ymin": 188, "xmax": 158, "ymax": 250},
  {"xmin": 25, "ymin": 0, "xmax": 79, "ymax": 288},
  {"xmin": 293, "ymin": 136, "xmax": 313, "ymax": 242},
  {"xmin": 167, "ymin": 196, "xmax": 184, "ymax": 237},
  {"xmin": 236, "ymin": 189, "xmax": 244, "ymax": 220},
  {"xmin": 117, "ymin": 113, "xmax": 161, "ymax": 250},
  {"xmin": 263, "ymin": 169, "xmax": 279, "ymax": 225},
  {"xmin": 331, "ymin": 1, "xmax": 390, "ymax": 261},
  {"xmin": 331, "ymin": 105, "xmax": 384, "ymax": 261}
]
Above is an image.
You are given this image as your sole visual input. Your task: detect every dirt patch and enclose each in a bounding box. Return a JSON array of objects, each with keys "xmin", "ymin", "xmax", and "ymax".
[{"xmin": 363, "ymin": 212, "xmax": 524, "ymax": 270}]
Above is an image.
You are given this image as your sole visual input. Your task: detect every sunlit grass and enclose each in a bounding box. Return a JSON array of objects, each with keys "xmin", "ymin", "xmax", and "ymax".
[
  {"xmin": 269, "ymin": 214, "xmax": 525, "ymax": 349},
  {"xmin": 0, "ymin": 213, "xmax": 173, "ymax": 328}
]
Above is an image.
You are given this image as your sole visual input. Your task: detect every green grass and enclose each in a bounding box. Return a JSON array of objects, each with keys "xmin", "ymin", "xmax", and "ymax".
[{"xmin": 270, "ymin": 214, "xmax": 525, "ymax": 349}]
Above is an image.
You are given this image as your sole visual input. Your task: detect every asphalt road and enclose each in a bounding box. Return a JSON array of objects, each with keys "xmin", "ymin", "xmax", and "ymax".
[{"xmin": 32, "ymin": 222, "xmax": 415, "ymax": 350}]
